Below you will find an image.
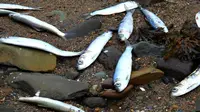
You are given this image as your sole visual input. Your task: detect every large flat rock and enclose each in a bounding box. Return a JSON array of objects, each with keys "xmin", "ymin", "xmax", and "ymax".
[
  {"xmin": 6, "ymin": 72, "xmax": 89, "ymax": 100},
  {"xmin": 0, "ymin": 44, "xmax": 56, "ymax": 72}
]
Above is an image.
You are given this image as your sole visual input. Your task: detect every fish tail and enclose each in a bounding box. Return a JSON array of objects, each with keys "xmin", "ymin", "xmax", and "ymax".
[
  {"xmin": 129, "ymin": 9, "xmax": 135, "ymax": 14},
  {"xmin": 82, "ymin": 13, "xmax": 93, "ymax": 19},
  {"xmin": 32, "ymin": 7, "xmax": 42, "ymax": 11},
  {"xmin": 125, "ymin": 39, "xmax": 135, "ymax": 49}
]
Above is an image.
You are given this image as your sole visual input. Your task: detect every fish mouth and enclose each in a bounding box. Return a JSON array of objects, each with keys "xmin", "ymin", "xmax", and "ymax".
[{"xmin": 118, "ymin": 34, "xmax": 126, "ymax": 41}]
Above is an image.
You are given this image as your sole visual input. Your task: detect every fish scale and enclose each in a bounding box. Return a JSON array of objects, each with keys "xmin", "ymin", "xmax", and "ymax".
[{"xmin": 113, "ymin": 45, "xmax": 133, "ymax": 92}]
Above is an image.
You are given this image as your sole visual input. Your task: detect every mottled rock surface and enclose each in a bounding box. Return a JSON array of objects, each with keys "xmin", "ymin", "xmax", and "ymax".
[
  {"xmin": 6, "ymin": 72, "xmax": 89, "ymax": 100},
  {"xmin": 0, "ymin": 44, "xmax": 56, "ymax": 72}
]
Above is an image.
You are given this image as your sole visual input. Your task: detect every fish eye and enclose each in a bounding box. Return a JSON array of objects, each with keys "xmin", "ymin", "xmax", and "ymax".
[
  {"xmin": 78, "ymin": 60, "xmax": 83, "ymax": 65},
  {"xmin": 115, "ymin": 83, "xmax": 121, "ymax": 87},
  {"xmin": 172, "ymin": 88, "xmax": 178, "ymax": 92}
]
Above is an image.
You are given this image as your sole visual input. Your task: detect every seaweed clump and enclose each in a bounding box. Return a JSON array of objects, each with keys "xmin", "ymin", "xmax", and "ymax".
[{"xmin": 137, "ymin": 20, "xmax": 200, "ymax": 61}]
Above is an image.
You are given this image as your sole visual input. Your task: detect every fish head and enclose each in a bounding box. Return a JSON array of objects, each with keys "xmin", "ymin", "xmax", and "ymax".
[
  {"xmin": 77, "ymin": 55, "xmax": 87, "ymax": 70},
  {"xmin": 118, "ymin": 30, "xmax": 130, "ymax": 41},
  {"xmin": 171, "ymin": 86, "xmax": 183, "ymax": 97},
  {"xmin": 9, "ymin": 13, "xmax": 19, "ymax": 18},
  {"xmin": 171, "ymin": 82, "xmax": 190, "ymax": 97},
  {"xmin": 76, "ymin": 51, "xmax": 95, "ymax": 70},
  {"xmin": 114, "ymin": 78, "xmax": 129, "ymax": 92},
  {"xmin": 163, "ymin": 27, "xmax": 168, "ymax": 33}
]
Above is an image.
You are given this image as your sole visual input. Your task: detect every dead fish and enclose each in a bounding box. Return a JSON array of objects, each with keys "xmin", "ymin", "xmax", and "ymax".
[
  {"xmin": 195, "ymin": 11, "xmax": 200, "ymax": 28},
  {"xmin": 113, "ymin": 40, "xmax": 134, "ymax": 92},
  {"xmin": 118, "ymin": 6, "xmax": 135, "ymax": 41},
  {"xmin": 19, "ymin": 91, "xmax": 85, "ymax": 112},
  {"xmin": 77, "ymin": 31, "xmax": 113, "ymax": 70},
  {"xmin": 140, "ymin": 7, "xmax": 168, "ymax": 33},
  {"xmin": 84, "ymin": 1, "xmax": 138, "ymax": 19},
  {"xmin": 171, "ymin": 65, "xmax": 200, "ymax": 97},
  {"xmin": 0, "ymin": 36, "xmax": 83, "ymax": 57},
  {"xmin": 0, "ymin": 3, "xmax": 41, "ymax": 10},
  {"xmin": 9, "ymin": 13, "xmax": 67, "ymax": 40},
  {"xmin": 0, "ymin": 9, "xmax": 17, "ymax": 15}
]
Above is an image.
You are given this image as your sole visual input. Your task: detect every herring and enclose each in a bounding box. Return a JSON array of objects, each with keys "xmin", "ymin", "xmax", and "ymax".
[
  {"xmin": 195, "ymin": 11, "xmax": 200, "ymax": 28},
  {"xmin": 171, "ymin": 65, "xmax": 200, "ymax": 97},
  {"xmin": 84, "ymin": 1, "xmax": 138, "ymax": 19},
  {"xmin": 19, "ymin": 91, "xmax": 85, "ymax": 112},
  {"xmin": 9, "ymin": 13, "xmax": 67, "ymax": 40},
  {"xmin": 140, "ymin": 7, "xmax": 168, "ymax": 33},
  {"xmin": 118, "ymin": 7, "xmax": 135, "ymax": 41},
  {"xmin": 0, "ymin": 36, "xmax": 83, "ymax": 57},
  {"xmin": 0, "ymin": 3, "xmax": 41, "ymax": 10},
  {"xmin": 113, "ymin": 40, "xmax": 134, "ymax": 92},
  {"xmin": 0, "ymin": 9, "xmax": 17, "ymax": 15},
  {"xmin": 77, "ymin": 31, "xmax": 113, "ymax": 70}
]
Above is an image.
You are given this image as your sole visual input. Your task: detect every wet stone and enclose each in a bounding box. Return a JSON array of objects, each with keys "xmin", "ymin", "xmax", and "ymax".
[
  {"xmin": 6, "ymin": 72, "xmax": 89, "ymax": 100},
  {"xmin": 94, "ymin": 71, "xmax": 108, "ymax": 79},
  {"xmin": 0, "ymin": 44, "xmax": 56, "ymax": 72},
  {"xmin": 98, "ymin": 46, "xmax": 122, "ymax": 70},
  {"xmin": 133, "ymin": 41, "xmax": 165, "ymax": 58},
  {"xmin": 156, "ymin": 58, "xmax": 194, "ymax": 81},
  {"xmin": 83, "ymin": 97, "xmax": 107, "ymax": 108}
]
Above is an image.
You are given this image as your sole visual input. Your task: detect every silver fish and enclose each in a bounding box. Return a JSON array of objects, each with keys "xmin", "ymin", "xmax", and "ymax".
[
  {"xmin": 84, "ymin": 1, "xmax": 138, "ymax": 19},
  {"xmin": 19, "ymin": 91, "xmax": 85, "ymax": 112},
  {"xmin": 171, "ymin": 65, "xmax": 200, "ymax": 97},
  {"xmin": 140, "ymin": 7, "xmax": 168, "ymax": 33},
  {"xmin": 77, "ymin": 31, "xmax": 113, "ymax": 70},
  {"xmin": 118, "ymin": 8, "xmax": 135, "ymax": 41},
  {"xmin": 0, "ymin": 36, "xmax": 83, "ymax": 57},
  {"xmin": 9, "ymin": 13, "xmax": 67, "ymax": 40},
  {"xmin": 0, "ymin": 3, "xmax": 41, "ymax": 10},
  {"xmin": 113, "ymin": 40, "xmax": 134, "ymax": 92},
  {"xmin": 0, "ymin": 9, "xmax": 17, "ymax": 15},
  {"xmin": 195, "ymin": 11, "xmax": 200, "ymax": 28}
]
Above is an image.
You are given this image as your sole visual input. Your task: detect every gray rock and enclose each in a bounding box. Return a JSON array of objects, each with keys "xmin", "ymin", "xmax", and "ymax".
[
  {"xmin": 134, "ymin": 41, "xmax": 165, "ymax": 57},
  {"xmin": 6, "ymin": 72, "xmax": 89, "ymax": 100},
  {"xmin": 156, "ymin": 58, "xmax": 194, "ymax": 81},
  {"xmin": 0, "ymin": 105, "xmax": 15, "ymax": 112},
  {"xmin": 64, "ymin": 71, "xmax": 80, "ymax": 80},
  {"xmin": 98, "ymin": 46, "xmax": 122, "ymax": 70},
  {"xmin": 83, "ymin": 97, "xmax": 107, "ymax": 108},
  {"xmin": 94, "ymin": 71, "xmax": 108, "ymax": 79}
]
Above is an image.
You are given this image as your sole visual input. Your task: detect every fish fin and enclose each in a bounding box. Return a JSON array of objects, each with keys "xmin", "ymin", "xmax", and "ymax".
[
  {"xmin": 124, "ymin": 39, "xmax": 131, "ymax": 46},
  {"xmin": 82, "ymin": 13, "xmax": 93, "ymax": 20},
  {"xmin": 20, "ymin": 12, "xmax": 32, "ymax": 15},
  {"xmin": 33, "ymin": 7, "xmax": 42, "ymax": 11},
  {"xmin": 125, "ymin": 39, "xmax": 136, "ymax": 48},
  {"xmin": 124, "ymin": 4, "xmax": 135, "ymax": 13},
  {"xmin": 32, "ymin": 26, "xmax": 44, "ymax": 32},
  {"xmin": 35, "ymin": 91, "xmax": 40, "ymax": 97},
  {"xmin": 38, "ymin": 104, "xmax": 48, "ymax": 108}
]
